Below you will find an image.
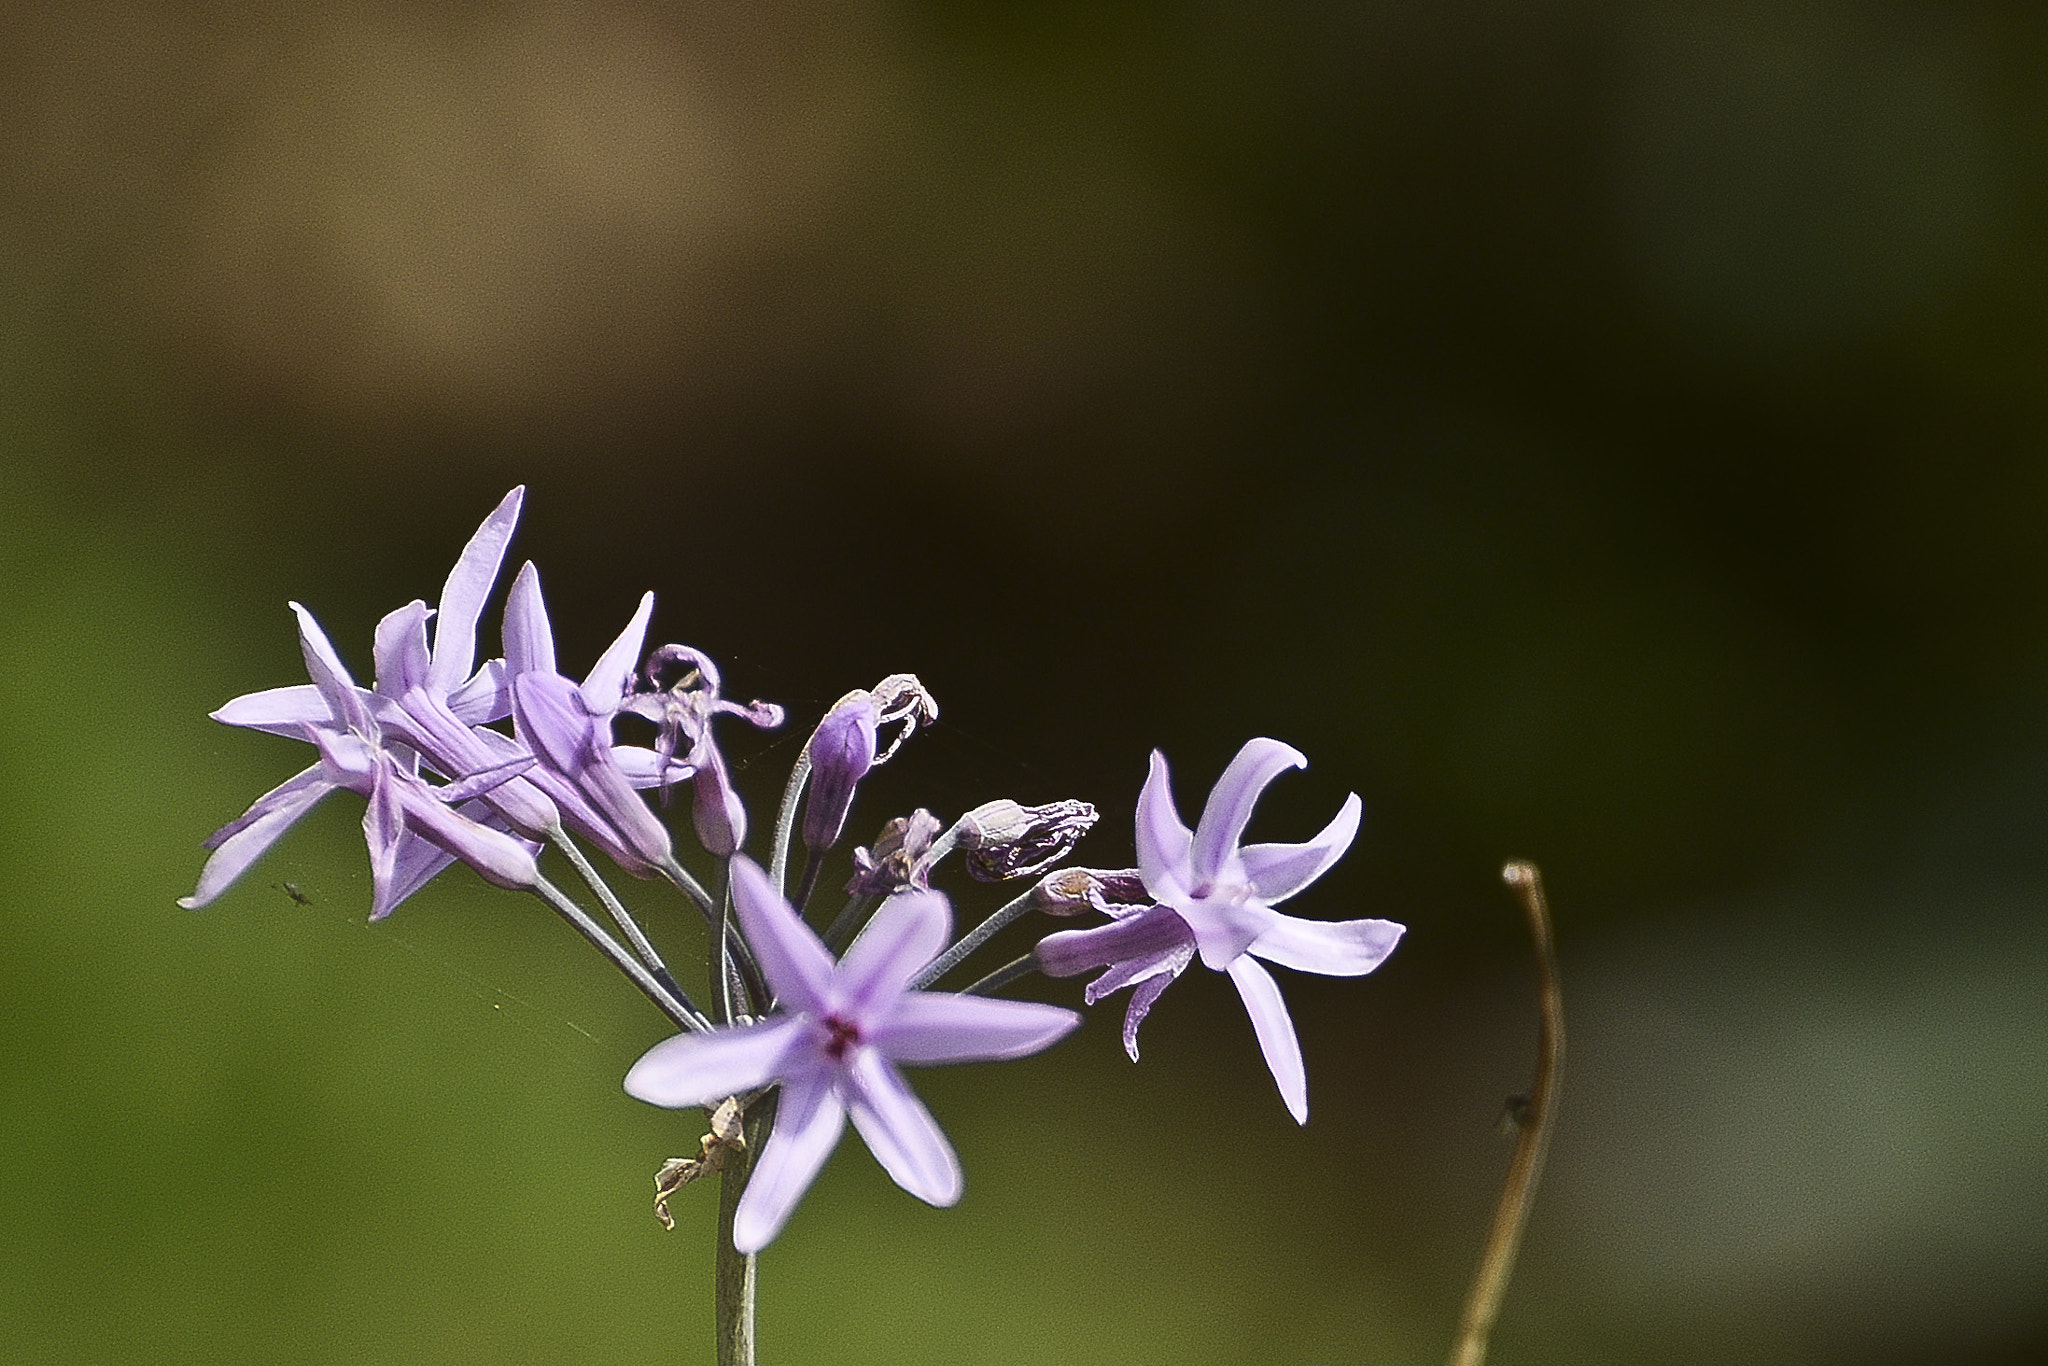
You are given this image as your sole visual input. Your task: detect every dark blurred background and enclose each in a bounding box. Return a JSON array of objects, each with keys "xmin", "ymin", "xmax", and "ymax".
[{"xmin": 4, "ymin": 2, "xmax": 2046, "ymax": 1362}]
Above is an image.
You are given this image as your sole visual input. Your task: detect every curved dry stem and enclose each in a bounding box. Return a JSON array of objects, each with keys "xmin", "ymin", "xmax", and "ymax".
[{"xmin": 1446, "ymin": 860, "xmax": 1565, "ymax": 1366}]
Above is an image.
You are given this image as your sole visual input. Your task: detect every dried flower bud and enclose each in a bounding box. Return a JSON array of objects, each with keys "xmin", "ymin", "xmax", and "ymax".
[
  {"xmin": 800, "ymin": 675, "xmax": 939, "ymax": 854},
  {"xmin": 846, "ymin": 808, "xmax": 944, "ymax": 895},
  {"xmin": 958, "ymin": 799, "xmax": 1098, "ymax": 882},
  {"xmin": 1027, "ymin": 866, "xmax": 1152, "ymax": 917}
]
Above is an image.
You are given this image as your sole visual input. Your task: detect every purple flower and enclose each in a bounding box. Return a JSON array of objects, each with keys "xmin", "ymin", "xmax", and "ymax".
[
  {"xmin": 624, "ymin": 856, "xmax": 1079, "ymax": 1252},
  {"xmin": 1035, "ymin": 739, "xmax": 1403, "ymax": 1123},
  {"xmin": 185, "ymin": 602, "xmax": 540, "ymax": 917},
  {"xmin": 801, "ymin": 675, "xmax": 939, "ymax": 854},
  {"xmin": 620, "ymin": 646, "xmax": 785, "ymax": 856}
]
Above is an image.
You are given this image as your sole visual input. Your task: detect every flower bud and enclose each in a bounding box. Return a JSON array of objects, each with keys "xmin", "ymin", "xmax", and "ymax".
[
  {"xmin": 802, "ymin": 692, "xmax": 880, "ymax": 852},
  {"xmin": 1026, "ymin": 866, "xmax": 1151, "ymax": 917},
  {"xmin": 846, "ymin": 809, "xmax": 943, "ymax": 895},
  {"xmin": 957, "ymin": 799, "xmax": 1098, "ymax": 882}
]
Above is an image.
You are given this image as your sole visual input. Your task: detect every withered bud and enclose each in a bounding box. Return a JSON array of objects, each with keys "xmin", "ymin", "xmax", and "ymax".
[
  {"xmin": 958, "ymin": 799, "xmax": 1099, "ymax": 882},
  {"xmin": 846, "ymin": 808, "xmax": 944, "ymax": 896},
  {"xmin": 652, "ymin": 1097, "xmax": 747, "ymax": 1231},
  {"xmin": 1026, "ymin": 866, "xmax": 1153, "ymax": 917}
]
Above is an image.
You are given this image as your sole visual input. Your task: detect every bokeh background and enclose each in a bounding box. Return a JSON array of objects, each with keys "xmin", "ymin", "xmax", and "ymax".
[{"xmin": 4, "ymin": 2, "xmax": 2046, "ymax": 1362}]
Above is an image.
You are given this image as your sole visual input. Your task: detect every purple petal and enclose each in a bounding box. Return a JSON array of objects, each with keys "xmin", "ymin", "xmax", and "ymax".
[
  {"xmin": 836, "ymin": 891, "xmax": 950, "ymax": 1018},
  {"xmin": 211, "ymin": 684, "xmax": 333, "ymax": 738},
  {"xmin": 384, "ymin": 835, "xmax": 456, "ymax": 916},
  {"xmin": 365, "ymin": 766, "xmax": 406, "ymax": 920},
  {"xmin": 1134, "ymin": 750, "xmax": 1193, "ymax": 900},
  {"xmin": 308, "ymin": 726, "xmax": 377, "ymax": 788},
  {"xmin": 444, "ymin": 658, "xmax": 508, "ymax": 725},
  {"xmin": 843, "ymin": 1048, "xmax": 962, "ymax": 1207},
  {"xmin": 579, "ymin": 591, "xmax": 653, "ymax": 714},
  {"xmin": 1249, "ymin": 914, "xmax": 1404, "ymax": 977},
  {"xmin": 503, "ymin": 561, "xmax": 556, "ymax": 679},
  {"xmin": 869, "ymin": 991, "xmax": 1078, "ymax": 1064},
  {"xmin": 291, "ymin": 602, "xmax": 369, "ymax": 732},
  {"xmin": 1240, "ymin": 794, "xmax": 1362, "ymax": 904},
  {"xmin": 1121, "ymin": 968, "xmax": 1180, "ymax": 1062},
  {"xmin": 611, "ymin": 745, "xmax": 695, "ymax": 790},
  {"xmin": 733, "ymin": 1068, "xmax": 846, "ymax": 1253},
  {"xmin": 181, "ymin": 767, "xmax": 336, "ymax": 908},
  {"xmin": 1191, "ymin": 738, "xmax": 1307, "ymax": 885},
  {"xmin": 1227, "ymin": 957, "xmax": 1308, "ymax": 1124},
  {"xmin": 200, "ymin": 764, "xmax": 332, "ymax": 851},
  {"xmin": 690, "ymin": 744, "xmax": 747, "ymax": 858},
  {"xmin": 432, "ymin": 752, "xmax": 538, "ymax": 804},
  {"xmin": 802, "ymin": 695, "xmax": 878, "ymax": 851},
  {"xmin": 729, "ymin": 856, "xmax": 834, "ymax": 1015},
  {"xmin": 1035, "ymin": 904, "xmax": 1193, "ymax": 979},
  {"xmin": 385, "ymin": 772, "xmax": 542, "ymax": 892},
  {"xmin": 1081, "ymin": 939, "xmax": 1194, "ymax": 1006},
  {"xmin": 623, "ymin": 1015, "xmax": 811, "ymax": 1108},
  {"xmin": 427, "ymin": 486, "xmax": 523, "ymax": 694},
  {"xmin": 372, "ymin": 600, "xmax": 433, "ymax": 698}
]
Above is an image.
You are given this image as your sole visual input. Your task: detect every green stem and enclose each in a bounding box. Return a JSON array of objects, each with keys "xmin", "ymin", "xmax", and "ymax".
[
  {"xmin": 768, "ymin": 749, "xmax": 812, "ymax": 897},
  {"xmin": 715, "ymin": 1094, "xmax": 776, "ymax": 1366},
  {"xmin": 908, "ymin": 888, "xmax": 1037, "ymax": 991},
  {"xmin": 1445, "ymin": 861, "xmax": 1564, "ymax": 1366}
]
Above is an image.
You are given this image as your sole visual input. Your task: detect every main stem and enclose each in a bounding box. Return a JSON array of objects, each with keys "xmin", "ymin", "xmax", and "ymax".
[
  {"xmin": 1445, "ymin": 861, "xmax": 1565, "ymax": 1366},
  {"xmin": 715, "ymin": 1095, "xmax": 775, "ymax": 1366}
]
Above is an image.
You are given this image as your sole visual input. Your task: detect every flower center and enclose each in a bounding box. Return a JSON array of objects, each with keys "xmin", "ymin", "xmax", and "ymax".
[{"xmin": 822, "ymin": 1013, "xmax": 862, "ymax": 1061}]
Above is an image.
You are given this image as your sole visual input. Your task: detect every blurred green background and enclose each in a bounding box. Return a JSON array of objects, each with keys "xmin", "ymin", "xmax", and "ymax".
[{"xmin": 4, "ymin": 1, "xmax": 2047, "ymax": 1362}]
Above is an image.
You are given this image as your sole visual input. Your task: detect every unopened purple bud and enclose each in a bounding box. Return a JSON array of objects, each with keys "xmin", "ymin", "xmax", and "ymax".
[
  {"xmin": 802, "ymin": 692, "xmax": 880, "ymax": 852},
  {"xmin": 692, "ymin": 744, "xmax": 747, "ymax": 858},
  {"xmin": 1027, "ymin": 866, "xmax": 1151, "ymax": 917},
  {"xmin": 958, "ymin": 799, "xmax": 1098, "ymax": 882},
  {"xmin": 846, "ymin": 809, "xmax": 943, "ymax": 895}
]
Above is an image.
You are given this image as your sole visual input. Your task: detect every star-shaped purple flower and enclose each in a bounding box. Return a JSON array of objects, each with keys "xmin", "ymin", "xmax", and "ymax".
[
  {"xmin": 624, "ymin": 856, "xmax": 1079, "ymax": 1252},
  {"xmin": 1035, "ymin": 738, "xmax": 1404, "ymax": 1124}
]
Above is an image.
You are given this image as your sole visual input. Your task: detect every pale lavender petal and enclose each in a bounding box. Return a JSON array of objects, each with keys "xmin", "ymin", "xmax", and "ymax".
[
  {"xmin": 1035, "ymin": 904, "xmax": 1192, "ymax": 979},
  {"xmin": 729, "ymin": 856, "xmax": 833, "ymax": 1015},
  {"xmin": 1081, "ymin": 938, "xmax": 1194, "ymax": 1005},
  {"xmin": 291, "ymin": 602, "xmax": 369, "ymax": 732},
  {"xmin": 365, "ymin": 766, "xmax": 406, "ymax": 920},
  {"xmin": 503, "ymin": 561, "xmax": 556, "ymax": 679},
  {"xmin": 432, "ymin": 752, "xmax": 538, "ymax": 803},
  {"xmin": 211, "ymin": 684, "xmax": 331, "ymax": 738},
  {"xmin": 444, "ymin": 658, "xmax": 508, "ymax": 725},
  {"xmin": 1227, "ymin": 956, "xmax": 1308, "ymax": 1124},
  {"xmin": 372, "ymin": 600, "xmax": 433, "ymax": 698},
  {"xmin": 623, "ymin": 1015, "xmax": 811, "ymax": 1108},
  {"xmin": 1134, "ymin": 750, "xmax": 1193, "ymax": 900},
  {"xmin": 427, "ymin": 486, "xmax": 523, "ymax": 694},
  {"xmin": 579, "ymin": 591, "xmax": 653, "ymax": 714},
  {"xmin": 843, "ymin": 1048, "xmax": 962, "ymax": 1207},
  {"xmin": 690, "ymin": 744, "xmax": 747, "ymax": 857},
  {"xmin": 200, "ymin": 763, "xmax": 332, "ymax": 851},
  {"xmin": 1239, "ymin": 794, "xmax": 1362, "ymax": 904},
  {"xmin": 1120, "ymin": 968, "xmax": 1180, "ymax": 1062},
  {"xmin": 836, "ymin": 891, "xmax": 950, "ymax": 1018},
  {"xmin": 386, "ymin": 773, "xmax": 541, "ymax": 892},
  {"xmin": 1191, "ymin": 738, "xmax": 1307, "ymax": 884},
  {"xmin": 1249, "ymin": 914, "xmax": 1404, "ymax": 977},
  {"xmin": 869, "ymin": 991, "xmax": 1078, "ymax": 1064},
  {"xmin": 733, "ymin": 1068, "xmax": 846, "ymax": 1253},
  {"xmin": 1182, "ymin": 897, "xmax": 1277, "ymax": 971},
  {"xmin": 383, "ymin": 835, "xmax": 456, "ymax": 916},
  {"xmin": 611, "ymin": 745, "xmax": 695, "ymax": 790},
  {"xmin": 308, "ymin": 726, "xmax": 377, "ymax": 789},
  {"xmin": 180, "ymin": 769, "xmax": 336, "ymax": 908}
]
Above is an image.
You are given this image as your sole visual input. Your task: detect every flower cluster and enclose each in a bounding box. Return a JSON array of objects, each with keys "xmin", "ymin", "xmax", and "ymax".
[{"xmin": 187, "ymin": 489, "xmax": 1403, "ymax": 1252}]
